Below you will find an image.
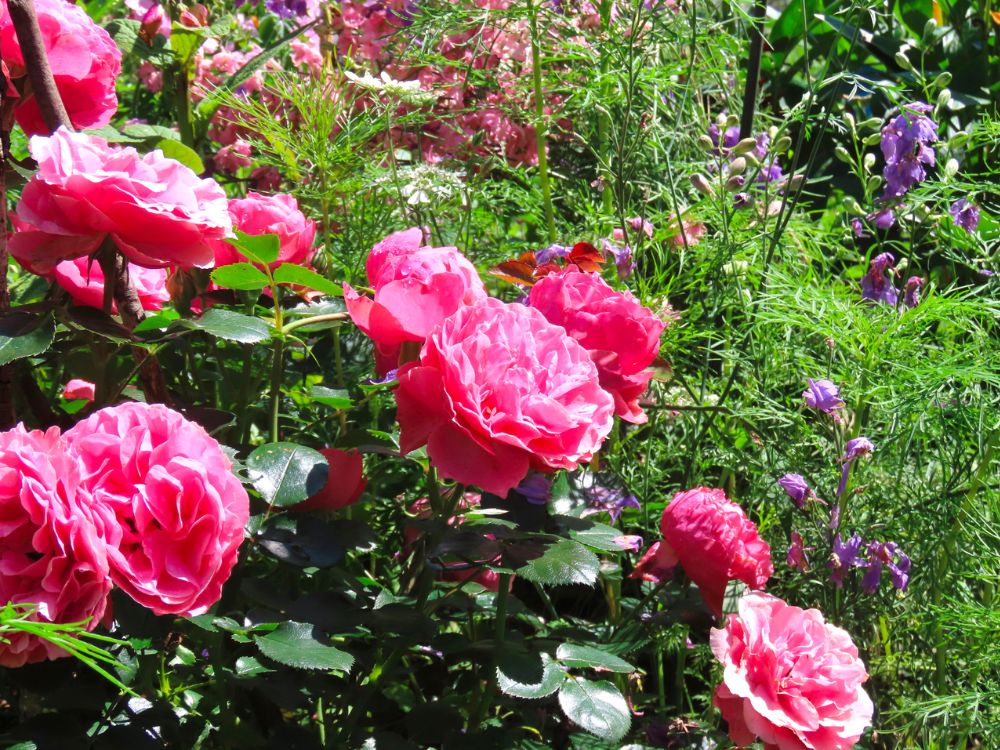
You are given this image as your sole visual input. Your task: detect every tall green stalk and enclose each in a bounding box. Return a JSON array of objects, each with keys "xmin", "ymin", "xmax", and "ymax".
[{"xmin": 528, "ymin": 0, "xmax": 556, "ymax": 242}]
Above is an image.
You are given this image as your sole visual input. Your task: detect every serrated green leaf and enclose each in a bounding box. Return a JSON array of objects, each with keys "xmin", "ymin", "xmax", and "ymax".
[
  {"xmin": 557, "ymin": 678, "xmax": 630, "ymax": 743},
  {"xmin": 516, "ymin": 539, "xmax": 599, "ymax": 587},
  {"xmin": 132, "ymin": 309, "xmax": 180, "ymax": 333},
  {"xmin": 183, "ymin": 308, "xmax": 271, "ymax": 343},
  {"xmin": 234, "ymin": 655, "xmax": 274, "ymax": 677},
  {"xmin": 0, "ymin": 312, "xmax": 55, "ymax": 366},
  {"xmin": 310, "ymin": 385, "xmax": 353, "ymax": 409},
  {"xmin": 169, "ymin": 25, "xmax": 206, "ymax": 67},
  {"xmin": 226, "ymin": 231, "xmax": 280, "ymax": 266},
  {"xmin": 496, "ymin": 652, "xmax": 565, "ymax": 699},
  {"xmin": 273, "ymin": 263, "xmax": 342, "ymax": 297},
  {"xmin": 555, "ymin": 644, "xmax": 635, "ymax": 673},
  {"xmin": 106, "ymin": 19, "xmax": 175, "ymax": 66},
  {"xmin": 122, "ymin": 123, "xmax": 181, "ymax": 142},
  {"xmin": 247, "ymin": 442, "xmax": 329, "ymax": 507},
  {"xmin": 156, "ymin": 138, "xmax": 204, "ymax": 174},
  {"xmin": 211, "ymin": 263, "xmax": 270, "ymax": 291},
  {"xmin": 557, "ymin": 516, "xmax": 632, "ymax": 553},
  {"xmin": 255, "ymin": 622, "xmax": 353, "ymax": 672}
]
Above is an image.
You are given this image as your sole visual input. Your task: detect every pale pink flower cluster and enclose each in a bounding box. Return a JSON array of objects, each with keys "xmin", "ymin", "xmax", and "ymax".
[{"xmin": 0, "ymin": 404, "xmax": 249, "ymax": 667}]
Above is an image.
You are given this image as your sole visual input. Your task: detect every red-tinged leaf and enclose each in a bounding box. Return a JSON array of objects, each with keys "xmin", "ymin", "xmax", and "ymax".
[{"xmin": 490, "ymin": 253, "xmax": 538, "ymax": 286}]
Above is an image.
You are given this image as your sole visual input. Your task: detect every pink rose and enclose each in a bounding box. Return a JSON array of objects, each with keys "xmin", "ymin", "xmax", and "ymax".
[
  {"xmin": 345, "ymin": 227, "xmax": 487, "ymax": 374},
  {"xmin": 0, "ymin": 425, "xmax": 112, "ymax": 667},
  {"xmin": 711, "ymin": 592, "xmax": 873, "ymax": 750},
  {"xmin": 395, "ymin": 298, "xmax": 614, "ymax": 496},
  {"xmin": 658, "ymin": 487, "xmax": 772, "ymax": 617},
  {"xmin": 528, "ymin": 269, "xmax": 666, "ymax": 423},
  {"xmin": 0, "ymin": 0, "xmax": 121, "ymax": 135},
  {"xmin": 289, "ymin": 448, "xmax": 367, "ymax": 512},
  {"xmin": 53, "ymin": 256, "xmax": 169, "ymax": 312},
  {"xmin": 211, "ymin": 192, "xmax": 316, "ymax": 270},
  {"xmin": 62, "ymin": 378, "xmax": 96, "ymax": 402},
  {"xmin": 10, "ymin": 128, "xmax": 231, "ymax": 274},
  {"xmin": 65, "ymin": 403, "xmax": 249, "ymax": 617}
]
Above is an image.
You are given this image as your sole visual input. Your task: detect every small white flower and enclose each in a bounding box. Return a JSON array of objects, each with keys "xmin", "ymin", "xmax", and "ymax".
[{"xmin": 344, "ymin": 70, "xmax": 437, "ymax": 106}]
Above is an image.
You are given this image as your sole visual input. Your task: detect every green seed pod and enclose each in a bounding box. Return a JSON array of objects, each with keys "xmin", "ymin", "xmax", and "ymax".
[
  {"xmin": 834, "ymin": 145, "xmax": 852, "ymax": 163},
  {"xmin": 728, "ymin": 157, "xmax": 747, "ymax": 176},
  {"xmin": 732, "ymin": 138, "xmax": 759, "ymax": 155},
  {"xmin": 894, "ymin": 50, "xmax": 912, "ymax": 71},
  {"xmin": 773, "ymin": 136, "xmax": 792, "ymax": 153},
  {"xmin": 863, "ymin": 153, "xmax": 876, "ymax": 172}
]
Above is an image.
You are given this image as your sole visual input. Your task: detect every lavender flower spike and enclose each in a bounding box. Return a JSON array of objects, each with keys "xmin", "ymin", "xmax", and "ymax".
[
  {"xmin": 949, "ymin": 198, "xmax": 980, "ymax": 234},
  {"xmin": 803, "ymin": 378, "xmax": 845, "ymax": 413},
  {"xmin": 880, "ymin": 102, "xmax": 938, "ymax": 199}
]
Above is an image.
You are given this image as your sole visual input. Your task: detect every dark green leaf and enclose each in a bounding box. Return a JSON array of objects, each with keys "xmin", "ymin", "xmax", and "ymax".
[
  {"xmin": 310, "ymin": 385, "xmax": 353, "ymax": 409},
  {"xmin": 557, "ymin": 678, "xmax": 630, "ymax": 743},
  {"xmin": 106, "ymin": 19, "xmax": 175, "ymax": 66},
  {"xmin": 247, "ymin": 442, "xmax": 329, "ymax": 507},
  {"xmin": 226, "ymin": 231, "xmax": 280, "ymax": 266},
  {"xmin": 515, "ymin": 539, "xmax": 599, "ymax": 586},
  {"xmin": 234, "ymin": 656, "xmax": 274, "ymax": 677},
  {"xmin": 0, "ymin": 312, "xmax": 55, "ymax": 366},
  {"xmin": 132, "ymin": 309, "xmax": 180, "ymax": 333},
  {"xmin": 273, "ymin": 264, "xmax": 342, "ymax": 297},
  {"xmin": 555, "ymin": 644, "xmax": 635, "ymax": 673},
  {"xmin": 182, "ymin": 308, "xmax": 271, "ymax": 343},
  {"xmin": 66, "ymin": 306, "xmax": 135, "ymax": 341},
  {"xmin": 497, "ymin": 652, "xmax": 565, "ymax": 699},
  {"xmin": 257, "ymin": 515, "xmax": 345, "ymax": 568},
  {"xmin": 156, "ymin": 138, "xmax": 204, "ymax": 174},
  {"xmin": 211, "ymin": 263, "xmax": 270, "ymax": 291},
  {"xmin": 254, "ymin": 621, "xmax": 353, "ymax": 671}
]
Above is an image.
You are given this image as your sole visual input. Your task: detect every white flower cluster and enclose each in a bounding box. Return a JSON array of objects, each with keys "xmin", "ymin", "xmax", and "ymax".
[
  {"xmin": 344, "ymin": 70, "xmax": 438, "ymax": 107},
  {"xmin": 372, "ymin": 164, "xmax": 467, "ymax": 206}
]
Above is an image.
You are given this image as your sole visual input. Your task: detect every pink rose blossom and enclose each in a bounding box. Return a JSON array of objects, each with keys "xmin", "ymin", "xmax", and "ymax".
[
  {"xmin": 0, "ymin": 0, "xmax": 122, "ymax": 135},
  {"xmin": 395, "ymin": 298, "xmax": 614, "ymax": 496},
  {"xmin": 659, "ymin": 487, "xmax": 773, "ymax": 617},
  {"xmin": 211, "ymin": 192, "xmax": 316, "ymax": 270},
  {"xmin": 62, "ymin": 378, "xmax": 96, "ymax": 402},
  {"xmin": 213, "ymin": 140, "xmax": 253, "ymax": 174},
  {"xmin": 627, "ymin": 540, "xmax": 677, "ymax": 583},
  {"xmin": 137, "ymin": 61, "xmax": 164, "ymax": 93},
  {"xmin": 0, "ymin": 425, "xmax": 112, "ymax": 667},
  {"xmin": 125, "ymin": 0, "xmax": 170, "ymax": 37},
  {"xmin": 10, "ymin": 129, "xmax": 232, "ymax": 273},
  {"xmin": 345, "ymin": 227, "xmax": 487, "ymax": 374},
  {"xmin": 53, "ymin": 256, "xmax": 169, "ymax": 313},
  {"xmin": 65, "ymin": 403, "xmax": 249, "ymax": 617},
  {"xmin": 528, "ymin": 269, "xmax": 667, "ymax": 423},
  {"xmin": 711, "ymin": 592, "xmax": 873, "ymax": 750}
]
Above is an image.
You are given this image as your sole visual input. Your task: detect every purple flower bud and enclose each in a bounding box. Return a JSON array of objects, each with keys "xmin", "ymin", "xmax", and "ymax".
[
  {"xmin": 949, "ymin": 198, "xmax": 980, "ymax": 233},
  {"xmin": 851, "ymin": 218, "xmax": 866, "ymax": 238},
  {"xmin": 778, "ymin": 473, "xmax": 811, "ymax": 508},
  {"xmin": 582, "ymin": 485, "xmax": 641, "ymax": 523},
  {"xmin": 871, "ymin": 207, "xmax": 896, "ymax": 231},
  {"xmin": 861, "ymin": 251, "xmax": 898, "ymax": 305},
  {"xmin": 803, "ymin": 378, "xmax": 845, "ymax": 413},
  {"xmin": 733, "ymin": 192, "xmax": 751, "ymax": 208},
  {"xmin": 516, "ymin": 474, "xmax": 552, "ymax": 505},
  {"xmin": 842, "ymin": 437, "xmax": 875, "ymax": 462},
  {"xmin": 787, "ymin": 531, "xmax": 810, "ymax": 572},
  {"xmin": 535, "ymin": 244, "xmax": 572, "ymax": 265},
  {"xmin": 601, "ymin": 239, "xmax": 634, "ymax": 280},
  {"xmin": 903, "ymin": 276, "xmax": 924, "ymax": 308}
]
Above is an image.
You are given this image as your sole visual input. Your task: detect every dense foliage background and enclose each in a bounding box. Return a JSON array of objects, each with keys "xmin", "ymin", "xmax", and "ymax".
[{"xmin": 0, "ymin": 0, "xmax": 996, "ymax": 747}]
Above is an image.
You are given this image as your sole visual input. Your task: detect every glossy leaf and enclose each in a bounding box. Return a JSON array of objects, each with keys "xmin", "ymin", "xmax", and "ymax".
[
  {"xmin": 557, "ymin": 678, "xmax": 630, "ymax": 743},
  {"xmin": 182, "ymin": 309, "xmax": 271, "ymax": 343},
  {"xmin": 273, "ymin": 264, "xmax": 342, "ymax": 297},
  {"xmin": 156, "ymin": 138, "xmax": 204, "ymax": 174},
  {"xmin": 211, "ymin": 263, "xmax": 270, "ymax": 291},
  {"xmin": 515, "ymin": 539, "xmax": 599, "ymax": 586},
  {"xmin": 254, "ymin": 622, "xmax": 353, "ymax": 672},
  {"xmin": 0, "ymin": 313, "xmax": 55, "ymax": 366},
  {"xmin": 227, "ymin": 231, "xmax": 280, "ymax": 266},
  {"xmin": 496, "ymin": 652, "xmax": 565, "ymax": 699},
  {"xmin": 247, "ymin": 442, "xmax": 329, "ymax": 507},
  {"xmin": 555, "ymin": 644, "xmax": 635, "ymax": 673}
]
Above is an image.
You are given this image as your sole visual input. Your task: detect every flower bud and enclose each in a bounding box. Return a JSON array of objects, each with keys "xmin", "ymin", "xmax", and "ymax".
[
  {"xmin": 859, "ymin": 117, "xmax": 883, "ymax": 131},
  {"xmin": 863, "ymin": 133, "xmax": 883, "ymax": 146},
  {"xmin": 943, "ymin": 158, "xmax": 959, "ymax": 178},
  {"xmin": 936, "ymin": 88, "xmax": 951, "ymax": 108},
  {"xmin": 844, "ymin": 196, "xmax": 864, "ymax": 215},
  {"xmin": 728, "ymin": 157, "xmax": 747, "ymax": 175},
  {"xmin": 932, "ymin": 71, "xmax": 952, "ymax": 89},
  {"xmin": 732, "ymin": 138, "xmax": 759, "ymax": 155},
  {"xmin": 948, "ymin": 131, "xmax": 968, "ymax": 149},
  {"xmin": 863, "ymin": 153, "xmax": 876, "ymax": 172},
  {"xmin": 773, "ymin": 136, "xmax": 791, "ymax": 153},
  {"xmin": 894, "ymin": 50, "xmax": 912, "ymax": 70},
  {"xmin": 743, "ymin": 153, "xmax": 759, "ymax": 168},
  {"xmin": 691, "ymin": 173, "xmax": 714, "ymax": 195},
  {"xmin": 834, "ymin": 145, "xmax": 852, "ymax": 163},
  {"xmin": 786, "ymin": 174, "xmax": 805, "ymax": 192},
  {"xmin": 844, "ymin": 112, "xmax": 856, "ymax": 132},
  {"xmin": 725, "ymin": 114, "xmax": 740, "ymax": 129},
  {"xmin": 725, "ymin": 174, "xmax": 746, "ymax": 192},
  {"xmin": 732, "ymin": 193, "xmax": 751, "ymax": 209},
  {"xmin": 866, "ymin": 175, "xmax": 882, "ymax": 192},
  {"xmin": 698, "ymin": 134, "xmax": 716, "ymax": 152}
]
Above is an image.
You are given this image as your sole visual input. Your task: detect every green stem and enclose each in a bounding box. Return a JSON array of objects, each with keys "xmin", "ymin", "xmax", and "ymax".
[
  {"xmin": 528, "ymin": 0, "xmax": 556, "ymax": 242},
  {"xmin": 268, "ymin": 277, "xmax": 284, "ymax": 444},
  {"xmin": 597, "ymin": 0, "xmax": 614, "ymax": 224},
  {"xmin": 494, "ymin": 574, "xmax": 511, "ymax": 645}
]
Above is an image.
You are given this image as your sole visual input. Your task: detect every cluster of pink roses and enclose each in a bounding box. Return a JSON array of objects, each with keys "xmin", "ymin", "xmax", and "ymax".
[
  {"xmin": 8, "ymin": 127, "xmax": 318, "ymax": 309},
  {"xmin": 0, "ymin": 403, "xmax": 249, "ymax": 667},
  {"xmin": 345, "ymin": 228, "xmax": 667, "ymax": 496},
  {"xmin": 628, "ymin": 487, "xmax": 872, "ymax": 749}
]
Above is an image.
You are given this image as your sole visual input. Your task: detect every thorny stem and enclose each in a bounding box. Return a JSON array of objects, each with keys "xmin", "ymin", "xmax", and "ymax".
[{"xmin": 7, "ymin": 0, "xmax": 70, "ymax": 132}]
